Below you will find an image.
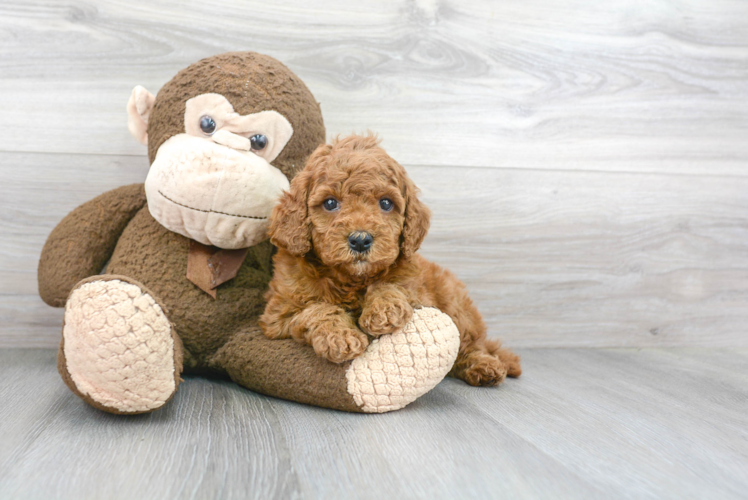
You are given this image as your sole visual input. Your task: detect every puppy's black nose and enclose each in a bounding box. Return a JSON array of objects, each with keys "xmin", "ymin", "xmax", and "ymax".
[{"xmin": 348, "ymin": 232, "xmax": 374, "ymax": 253}]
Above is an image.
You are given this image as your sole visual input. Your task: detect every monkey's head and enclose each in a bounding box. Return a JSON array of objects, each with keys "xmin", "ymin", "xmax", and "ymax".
[{"xmin": 126, "ymin": 52, "xmax": 325, "ymax": 249}]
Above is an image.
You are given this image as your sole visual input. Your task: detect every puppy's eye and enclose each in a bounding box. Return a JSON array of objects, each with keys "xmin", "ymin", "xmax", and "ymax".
[
  {"xmin": 322, "ymin": 198, "xmax": 340, "ymax": 212},
  {"xmin": 200, "ymin": 116, "xmax": 216, "ymax": 135},
  {"xmin": 379, "ymin": 198, "xmax": 394, "ymax": 212},
  {"xmin": 250, "ymin": 134, "xmax": 268, "ymax": 151}
]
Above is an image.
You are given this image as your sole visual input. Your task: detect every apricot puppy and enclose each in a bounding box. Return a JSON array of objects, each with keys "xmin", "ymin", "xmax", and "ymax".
[{"xmin": 260, "ymin": 135, "xmax": 521, "ymax": 386}]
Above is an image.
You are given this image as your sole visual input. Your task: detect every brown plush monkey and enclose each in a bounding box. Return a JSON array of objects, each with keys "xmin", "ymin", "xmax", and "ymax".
[{"xmin": 38, "ymin": 52, "xmax": 460, "ymax": 414}]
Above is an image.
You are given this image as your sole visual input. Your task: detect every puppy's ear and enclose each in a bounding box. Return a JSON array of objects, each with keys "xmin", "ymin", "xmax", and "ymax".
[
  {"xmin": 400, "ymin": 175, "xmax": 431, "ymax": 259},
  {"xmin": 268, "ymin": 167, "xmax": 314, "ymax": 255}
]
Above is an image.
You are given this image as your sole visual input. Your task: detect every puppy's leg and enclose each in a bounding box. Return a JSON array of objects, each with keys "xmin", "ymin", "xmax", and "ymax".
[
  {"xmin": 450, "ymin": 339, "xmax": 523, "ymax": 386},
  {"xmin": 359, "ymin": 283, "xmax": 414, "ymax": 337},
  {"xmin": 290, "ymin": 303, "xmax": 369, "ymax": 363},
  {"xmin": 448, "ymin": 312, "xmax": 507, "ymax": 386},
  {"xmin": 259, "ymin": 291, "xmax": 298, "ymax": 340},
  {"xmin": 424, "ymin": 261, "xmax": 521, "ymax": 386},
  {"xmin": 261, "ymin": 290, "xmax": 368, "ymax": 363},
  {"xmin": 490, "ymin": 339, "xmax": 522, "ymax": 378},
  {"xmin": 446, "ymin": 299, "xmax": 522, "ymax": 385}
]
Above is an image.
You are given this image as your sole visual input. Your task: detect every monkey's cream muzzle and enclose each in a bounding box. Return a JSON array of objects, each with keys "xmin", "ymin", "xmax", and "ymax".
[{"xmin": 145, "ymin": 134, "xmax": 290, "ymax": 249}]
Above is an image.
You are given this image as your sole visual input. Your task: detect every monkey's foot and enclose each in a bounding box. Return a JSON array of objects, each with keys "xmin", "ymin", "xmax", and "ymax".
[
  {"xmin": 345, "ymin": 307, "xmax": 460, "ymax": 413},
  {"xmin": 59, "ymin": 276, "xmax": 182, "ymax": 414}
]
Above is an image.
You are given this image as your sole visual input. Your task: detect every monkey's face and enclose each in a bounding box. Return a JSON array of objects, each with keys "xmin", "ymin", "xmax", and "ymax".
[
  {"xmin": 133, "ymin": 93, "xmax": 294, "ymax": 249},
  {"xmin": 127, "ymin": 52, "xmax": 326, "ymax": 249}
]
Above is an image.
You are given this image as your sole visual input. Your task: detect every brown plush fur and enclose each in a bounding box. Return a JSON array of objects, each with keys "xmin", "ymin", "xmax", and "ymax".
[
  {"xmin": 39, "ymin": 53, "xmax": 369, "ymax": 413},
  {"xmin": 260, "ymin": 135, "xmax": 521, "ymax": 386},
  {"xmin": 146, "ymin": 51, "xmax": 325, "ymax": 178}
]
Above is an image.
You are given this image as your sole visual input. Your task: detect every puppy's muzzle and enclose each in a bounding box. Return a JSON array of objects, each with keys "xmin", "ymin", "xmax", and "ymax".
[{"xmin": 348, "ymin": 231, "xmax": 374, "ymax": 253}]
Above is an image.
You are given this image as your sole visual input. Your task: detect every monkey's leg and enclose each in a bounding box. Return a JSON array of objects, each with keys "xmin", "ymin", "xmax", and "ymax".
[
  {"xmin": 211, "ymin": 307, "xmax": 460, "ymax": 413},
  {"xmin": 58, "ymin": 275, "xmax": 183, "ymax": 414}
]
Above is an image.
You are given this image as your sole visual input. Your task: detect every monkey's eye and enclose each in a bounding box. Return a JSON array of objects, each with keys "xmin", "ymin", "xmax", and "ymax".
[
  {"xmin": 250, "ymin": 134, "xmax": 268, "ymax": 151},
  {"xmin": 322, "ymin": 198, "xmax": 340, "ymax": 212},
  {"xmin": 200, "ymin": 116, "xmax": 216, "ymax": 135},
  {"xmin": 379, "ymin": 198, "xmax": 394, "ymax": 212}
]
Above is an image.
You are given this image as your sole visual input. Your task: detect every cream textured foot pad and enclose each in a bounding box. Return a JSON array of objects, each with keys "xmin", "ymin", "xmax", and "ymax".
[
  {"xmin": 63, "ymin": 280, "xmax": 176, "ymax": 413},
  {"xmin": 346, "ymin": 307, "xmax": 460, "ymax": 413}
]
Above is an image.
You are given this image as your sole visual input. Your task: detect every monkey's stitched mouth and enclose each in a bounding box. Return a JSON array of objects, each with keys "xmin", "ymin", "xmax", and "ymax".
[{"xmin": 158, "ymin": 190, "xmax": 268, "ymax": 220}]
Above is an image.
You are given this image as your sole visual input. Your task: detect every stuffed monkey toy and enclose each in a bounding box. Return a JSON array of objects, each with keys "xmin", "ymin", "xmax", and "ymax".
[{"xmin": 37, "ymin": 52, "xmax": 460, "ymax": 414}]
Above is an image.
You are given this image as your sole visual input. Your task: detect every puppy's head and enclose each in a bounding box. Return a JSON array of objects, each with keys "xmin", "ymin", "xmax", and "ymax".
[{"xmin": 268, "ymin": 135, "xmax": 430, "ymax": 277}]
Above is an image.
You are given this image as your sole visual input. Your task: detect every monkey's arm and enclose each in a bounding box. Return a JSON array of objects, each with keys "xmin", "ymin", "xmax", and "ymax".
[{"xmin": 38, "ymin": 184, "xmax": 147, "ymax": 307}]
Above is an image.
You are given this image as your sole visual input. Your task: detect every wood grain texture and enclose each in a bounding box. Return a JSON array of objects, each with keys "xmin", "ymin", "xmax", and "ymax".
[
  {"xmin": 1, "ymin": 348, "xmax": 746, "ymax": 499},
  {"xmin": 3, "ymin": 152, "xmax": 746, "ymax": 347},
  {"xmin": 0, "ymin": 151, "xmax": 149, "ymax": 347},
  {"xmin": 2, "ymin": 0, "xmax": 747, "ymax": 347},
  {"xmin": 3, "ymin": 3, "xmax": 747, "ymax": 499},
  {"xmin": 0, "ymin": 0, "xmax": 746, "ymax": 174}
]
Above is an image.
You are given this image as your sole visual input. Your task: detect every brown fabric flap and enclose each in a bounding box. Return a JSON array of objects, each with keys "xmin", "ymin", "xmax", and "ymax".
[{"xmin": 186, "ymin": 241, "xmax": 248, "ymax": 298}]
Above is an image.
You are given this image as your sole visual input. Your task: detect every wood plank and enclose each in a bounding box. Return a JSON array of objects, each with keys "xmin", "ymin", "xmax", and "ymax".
[
  {"xmin": 2, "ymin": 152, "xmax": 746, "ymax": 347},
  {"xmin": 0, "ymin": 296, "xmax": 62, "ymax": 348},
  {"xmin": 1, "ymin": 348, "xmax": 746, "ymax": 499},
  {"xmin": 0, "ymin": 152, "xmax": 149, "ymax": 347},
  {"xmin": 0, "ymin": 349, "xmax": 605, "ymax": 499},
  {"xmin": 442, "ymin": 348, "xmax": 748, "ymax": 500},
  {"xmin": 413, "ymin": 165, "xmax": 748, "ymax": 348},
  {"xmin": 0, "ymin": 0, "xmax": 746, "ymax": 174}
]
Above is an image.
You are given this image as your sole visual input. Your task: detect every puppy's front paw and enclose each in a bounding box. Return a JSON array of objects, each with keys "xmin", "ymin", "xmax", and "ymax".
[
  {"xmin": 311, "ymin": 327, "xmax": 369, "ymax": 363},
  {"xmin": 359, "ymin": 296, "xmax": 414, "ymax": 337}
]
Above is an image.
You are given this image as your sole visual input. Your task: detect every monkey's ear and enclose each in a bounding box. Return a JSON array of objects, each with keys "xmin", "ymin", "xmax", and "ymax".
[
  {"xmin": 400, "ymin": 176, "xmax": 431, "ymax": 259},
  {"xmin": 268, "ymin": 167, "xmax": 313, "ymax": 256},
  {"xmin": 127, "ymin": 85, "xmax": 156, "ymax": 145}
]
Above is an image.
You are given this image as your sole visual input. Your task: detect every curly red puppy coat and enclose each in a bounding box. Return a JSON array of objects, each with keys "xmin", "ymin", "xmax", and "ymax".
[{"xmin": 260, "ymin": 135, "xmax": 521, "ymax": 386}]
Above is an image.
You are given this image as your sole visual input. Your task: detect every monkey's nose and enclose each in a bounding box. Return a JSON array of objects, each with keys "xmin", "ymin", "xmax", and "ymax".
[
  {"xmin": 348, "ymin": 232, "xmax": 374, "ymax": 253},
  {"xmin": 211, "ymin": 129, "xmax": 251, "ymax": 151}
]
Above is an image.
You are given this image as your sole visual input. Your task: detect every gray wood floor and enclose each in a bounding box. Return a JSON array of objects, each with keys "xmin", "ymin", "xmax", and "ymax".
[{"xmin": 1, "ymin": 348, "xmax": 746, "ymax": 500}]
